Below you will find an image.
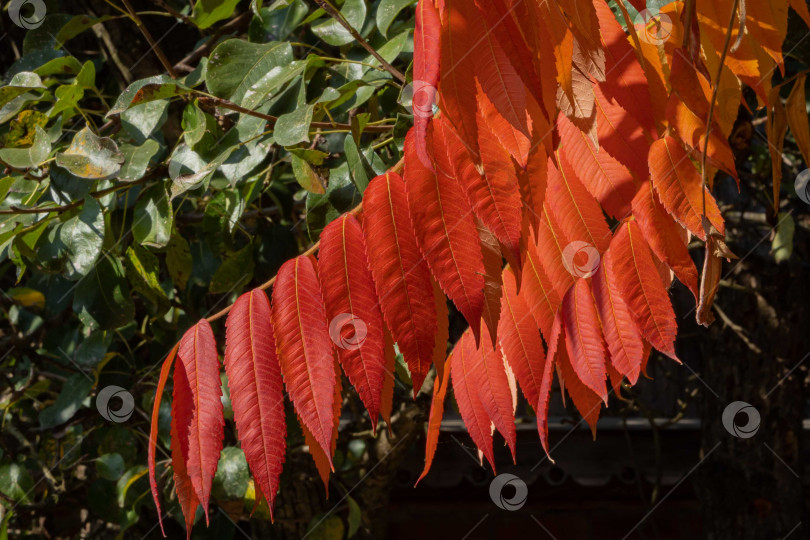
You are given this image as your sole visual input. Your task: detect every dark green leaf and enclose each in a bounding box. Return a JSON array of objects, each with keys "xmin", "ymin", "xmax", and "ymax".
[
  {"xmin": 166, "ymin": 232, "xmax": 192, "ymax": 291},
  {"xmin": 0, "ymin": 464, "xmax": 34, "ymax": 504},
  {"xmin": 72, "ymin": 255, "xmax": 135, "ymax": 330},
  {"xmin": 96, "ymin": 453, "xmax": 125, "ymax": 481},
  {"xmin": 209, "ymin": 243, "xmax": 254, "ymax": 294},
  {"xmin": 124, "ymin": 244, "xmax": 170, "ymax": 314},
  {"xmin": 39, "ymin": 373, "xmax": 94, "ymax": 429}
]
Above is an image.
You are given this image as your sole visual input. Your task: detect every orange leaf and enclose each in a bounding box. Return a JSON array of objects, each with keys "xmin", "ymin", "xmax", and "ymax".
[
  {"xmin": 473, "ymin": 13, "xmax": 530, "ymax": 138},
  {"xmin": 547, "ymin": 155, "xmax": 612, "ymax": 253},
  {"xmin": 592, "ymin": 255, "xmax": 644, "ymax": 384},
  {"xmin": 557, "ymin": 327, "xmax": 603, "ymax": 437},
  {"xmin": 535, "ymin": 204, "xmax": 577, "ymax": 298},
  {"xmin": 477, "ymin": 223, "xmax": 504, "ymax": 347},
  {"xmin": 439, "ymin": 0, "xmax": 481, "ymax": 157},
  {"xmin": 562, "ymin": 278, "xmax": 608, "ymax": 402},
  {"xmin": 379, "ymin": 329, "xmax": 397, "ymax": 433},
  {"xmin": 499, "ymin": 267, "xmax": 546, "ymax": 407},
  {"xmin": 745, "ymin": 0, "xmax": 788, "ymax": 71},
  {"xmin": 450, "ymin": 329, "xmax": 495, "ymax": 470},
  {"xmin": 299, "ymin": 360, "xmax": 342, "ymax": 497},
  {"xmin": 608, "ymin": 221, "xmax": 680, "ymax": 362},
  {"xmin": 648, "ymin": 136, "xmax": 725, "ymax": 241},
  {"xmin": 537, "ymin": 312, "xmax": 563, "ymax": 455},
  {"xmin": 516, "ymin": 144, "xmax": 547, "ymax": 234},
  {"xmin": 593, "ymin": 0, "xmax": 656, "ymax": 135},
  {"xmin": 521, "ymin": 235, "xmax": 561, "ymax": 342},
  {"xmin": 170, "ymin": 406, "xmax": 199, "ymax": 539},
  {"xmin": 416, "ymin": 351, "xmax": 454, "ymax": 485},
  {"xmin": 631, "ymin": 182, "xmax": 699, "ymax": 300},
  {"xmin": 558, "ymin": 114, "xmax": 636, "ymax": 219},
  {"xmin": 786, "ymin": 74, "xmax": 810, "ymax": 165},
  {"xmin": 474, "ymin": 324, "xmax": 517, "ymax": 461},
  {"xmin": 450, "ymin": 100, "xmax": 523, "ymax": 268},
  {"xmin": 593, "ymin": 85, "xmax": 651, "ymax": 183}
]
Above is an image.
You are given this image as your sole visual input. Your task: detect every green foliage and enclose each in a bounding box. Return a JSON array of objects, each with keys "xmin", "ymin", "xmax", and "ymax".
[{"xmin": 0, "ymin": 0, "xmax": 411, "ymax": 536}]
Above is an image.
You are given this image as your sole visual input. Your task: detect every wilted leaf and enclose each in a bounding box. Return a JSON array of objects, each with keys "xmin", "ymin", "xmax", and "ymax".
[{"xmin": 55, "ymin": 127, "xmax": 124, "ymax": 179}]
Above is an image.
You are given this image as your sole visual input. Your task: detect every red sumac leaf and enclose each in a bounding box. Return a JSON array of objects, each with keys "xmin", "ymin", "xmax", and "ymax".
[
  {"xmin": 272, "ymin": 255, "xmax": 336, "ymax": 461},
  {"xmin": 405, "ymin": 123, "xmax": 486, "ymax": 342},
  {"xmin": 319, "ymin": 214, "xmax": 386, "ymax": 428},
  {"xmin": 172, "ymin": 320, "xmax": 224, "ymax": 524},
  {"xmin": 224, "ymin": 289, "xmax": 286, "ymax": 518},
  {"xmin": 149, "ymin": 343, "xmax": 179, "ymax": 537},
  {"xmin": 362, "ymin": 172, "xmax": 437, "ymax": 393}
]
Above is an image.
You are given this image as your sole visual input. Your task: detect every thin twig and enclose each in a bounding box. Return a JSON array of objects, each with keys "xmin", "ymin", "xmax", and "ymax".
[
  {"xmin": 204, "ymin": 157, "xmax": 404, "ymax": 324},
  {"xmin": 197, "ymin": 95, "xmax": 395, "ymax": 133},
  {"xmin": 702, "ymin": 0, "xmax": 740, "ymax": 217},
  {"xmin": 121, "ymin": 0, "xmax": 178, "ymax": 79},
  {"xmin": 313, "ymin": 0, "xmax": 406, "ymax": 84},
  {"xmin": 0, "ymin": 171, "xmax": 158, "ymax": 215}
]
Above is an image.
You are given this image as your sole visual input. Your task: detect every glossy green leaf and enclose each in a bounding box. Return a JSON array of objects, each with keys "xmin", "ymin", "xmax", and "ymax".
[
  {"xmin": 273, "ymin": 104, "xmax": 314, "ymax": 147},
  {"xmin": 207, "ymin": 40, "xmax": 295, "ymax": 106},
  {"xmin": 311, "ymin": 0, "xmax": 367, "ymax": 46},
  {"xmin": 190, "ymin": 0, "xmax": 241, "ymax": 29},
  {"xmin": 118, "ymin": 140, "xmax": 160, "ymax": 182},
  {"xmin": 291, "ymin": 153, "xmax": 326, "ymax": 193},
  {"xmin": 37, "ymin": 197, "xmax": 105, "ymax": 280},
  {"xmin": 132, "ymin": 183, "xmax": 172, "ymax": 248},
  {"xmin": 0, "ymin": 72, "xmax": 45, "ymax": 109},
  {"xmin": 376, "ymin": 0, "xmax": 415, "ymax": 36}
]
